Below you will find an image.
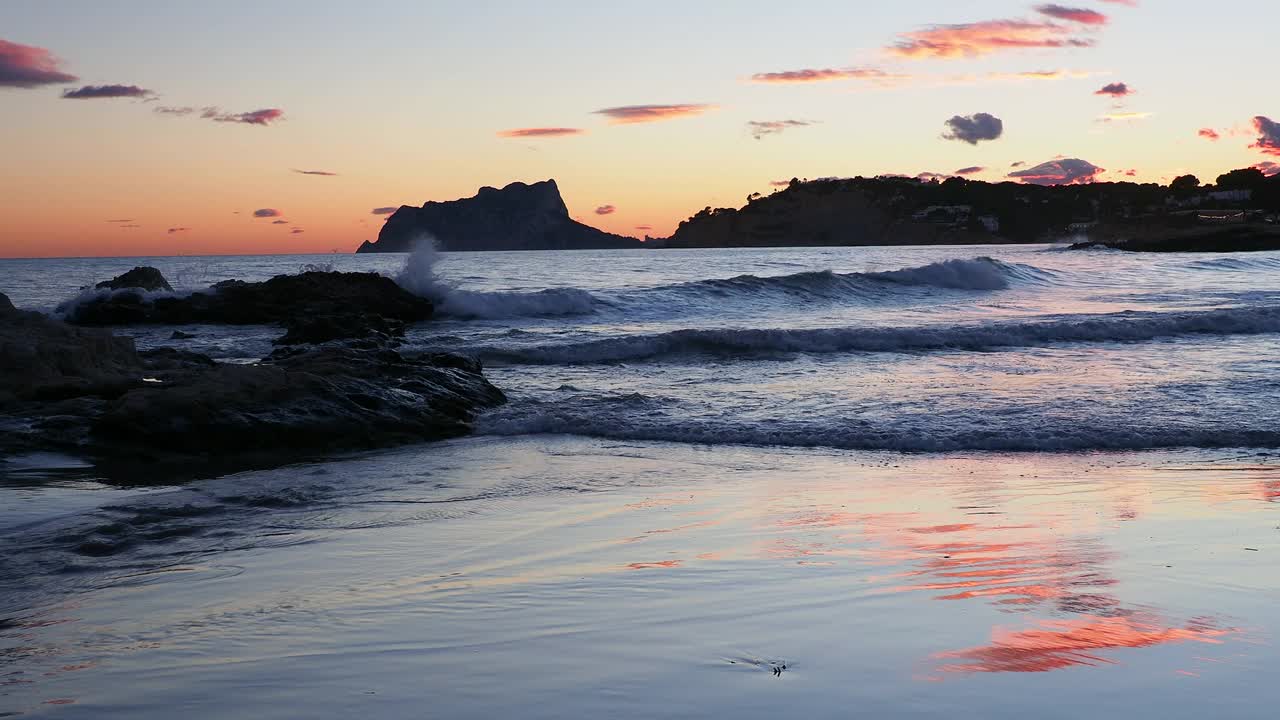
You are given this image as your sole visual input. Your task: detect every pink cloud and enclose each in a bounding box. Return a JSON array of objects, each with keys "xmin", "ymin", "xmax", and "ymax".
[
  {"xmin": 290, "ymin": 228, "xmax": 305, "ymax": 234},
  {"xmin": 635, "ymin": 224, "xmax": 653, "ymax": 231},
  {"xmin": 371, "ymin": 207, "xmax": 398, "ymax": 215},
  {"xmin": 1251, "ymin": 116, "xmax": 1280, "ymax": 156},
  {"xmin": 593, "ymin": 104, "xmax": 715, "ymax": 124},
  {"xmin": 1095, "ymin": 81, "xmax": 1133, "ymax": 97},
  {"xmin": 62, "ymin": 84, "xmax": 155, "ymax": 100},
  {"xmin": 292, "ymin": 168, "xmax": 338, "ymax": 176},
  {"xmin": 0, "ymin": 39, "xmax": 78, "ymax": 88},
  {"xmin": 1198, "ymin": 128, "xmax": 1221, "ymax": 141},
  {"xmin": 1036, "ymin": 4, "xmax": 1109, "ymax": 24},
  {"xmin": 595, "ymin": 205, "xmax": 616, "ymax": 215},
  {"xmin": 209, "ymin": 108, "xmax": 284, "ymax": 125},
  {"xmin": 1100, "ymin": 0, "xmax": 1138, "ymax": 5},
  {"xmin": 167, "ymin": 227, "xmax": 190, "ymax": 234},
  {"xmin": 750, "ymin": 67, "xmax": 906, "ymax": 84},
  {"xmin": 1008, "ymin": 158, "xmax": 1105, "ymax": 185},
  {"xmin": 954, "ymin": 166, "xmax": 986, "ymax": 175},
  {"xmin": 497, "ymin": 127, "xmax": 585, "ymax": 138},
  {"xmin": 253, "ymin": 208, "xmax": 282, "ymax": 218},
  {"xmin": 1253, "ymin": 161, "xmax": 1280, "ymax": 177},
  {"xmin": 271, "ymin": 219, "xmax": 288, "ymax": 225},
  {"xmin": 888, "ymin": 19, "xmax": 1097, "ymax": 59}
]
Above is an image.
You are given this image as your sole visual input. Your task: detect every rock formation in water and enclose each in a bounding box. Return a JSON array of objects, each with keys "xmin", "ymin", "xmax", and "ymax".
[
  {"xmin": 63, "ymin": 268, "xmax": 434, "ymax": 331},
  {"xmin": 356, "ymin": 180, "xmax": 641, "ymax": 253},
  {"xmin": 0, "ymin": 302, "xmax": 505, "ymax": 476},
  {"xmin": 95, "ymin": 266, "xmax": 172, "ymax": 292}
]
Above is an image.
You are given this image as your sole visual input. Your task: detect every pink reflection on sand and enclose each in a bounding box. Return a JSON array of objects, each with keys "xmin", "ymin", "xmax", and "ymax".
[{"xmin": 935, "ymin": 614, "xmax": 1236, "ymax": 674}]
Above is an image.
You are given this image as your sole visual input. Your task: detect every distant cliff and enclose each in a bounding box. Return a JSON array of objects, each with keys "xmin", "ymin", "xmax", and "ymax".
[{"xmin": 357, "ymin": 180, "xmax": 641, "ymax": 253}]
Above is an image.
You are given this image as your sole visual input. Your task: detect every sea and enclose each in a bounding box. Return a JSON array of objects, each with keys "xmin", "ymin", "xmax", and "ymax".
[{"xmin": 2, "ymin": 244, "xmax": 1279, "ymax": 718}]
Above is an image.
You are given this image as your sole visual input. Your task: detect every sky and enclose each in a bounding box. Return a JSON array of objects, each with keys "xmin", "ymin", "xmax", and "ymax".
[{"xmin": 1, "ymin": 0, "xmax": 1278, "ymax": 258}]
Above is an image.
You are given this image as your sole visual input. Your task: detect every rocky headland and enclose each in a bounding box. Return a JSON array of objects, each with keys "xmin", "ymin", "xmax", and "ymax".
[{"xmin": 358, "ymin": 179, "xmax": 641, "ymax": 253}]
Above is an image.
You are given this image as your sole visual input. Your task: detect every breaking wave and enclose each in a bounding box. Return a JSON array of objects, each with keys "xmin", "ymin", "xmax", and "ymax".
[
  {"xmin": 394, "ymin": 239, "xmax": 1052, "ymax": 320},
  {"xmin": 471, "ymin": 305, "xmax": 1280, "ymax": 365}
]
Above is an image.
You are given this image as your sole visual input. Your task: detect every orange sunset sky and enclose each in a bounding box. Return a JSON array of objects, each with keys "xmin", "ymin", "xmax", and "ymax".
[{"xmin": 2, "ymin": 1, "xmax": 1278, "ymax": 258}]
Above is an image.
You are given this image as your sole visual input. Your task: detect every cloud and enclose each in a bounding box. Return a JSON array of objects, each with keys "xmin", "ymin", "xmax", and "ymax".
[
  {"xmin": 290, "ymin": 228, "xmax": 305, "ymax": 234},
  {"xmin": 1124, "ymin": 169, "xmax": 1137, "ymax": 176},
  {"xmin": 593, "ymin": 104, "xmax": 715, "ymax": 124},
  {"xmin": 1098, "ymin": 111, "xmax": 1151, "ymax": 122},
  {"xmin": 916, "ymin": 172, "xmax": 951, "ymax": 180},
  {"xmin": 497, "ymin": 127, "xmax": 585, "ymax": 138},
  {"xmin": 167, "ymin": 227, "xmax": 190, "ymax": 234},
  {"xmin": 999, "ymin": 69, "xmax": 1102, "ymax": 80},
  {"xmin": 1035, "ymin": 4, "xmax": 1109, "ymax": 24},
  {"xmin": 292, "ymin": 168, "xmax": 338, "ymax": 176},
  {"xmin": 1100, "ymin": 0, "xmax": 1138, "ymax": 5},
  {"xmin": 748, "ymin": 119, "xmax": 817, "ymax": 140},
  {"xmin": 0, "ymin": 39, "xmax": 78, "ymax": 88},
  {"xmin": 1254, "ymin": 161, "xmax": 1280, "ymax": 177},
  {"xmin": 371, "ymin": 207, "xmax": 398, "ymax": 215},
  {"xmin": 770, "ymin": 180, "xmax": 792, "ymax": 187},
  {"xmin": 750, "ymin": 67, "xmax": 906, "ymax": 85},
  {"xmin": 61, "ymin": 84, "xmax": 155, "ymax": 100},
  {"xmin": 120, "ymin": 224, "xmax": 140, "ymax": 229},
  {"xmin": 271, "ymin": 219, "xmax": 289, "ymax": 225},
  {"xmin": 105, "ymin": 219, "xmax": 134, "ymax": 223},
  {"xmin": 154, "ymin": 105, "xmax": 284, "ymax": 125},
  {"xmin": 594, "ymin": 205, "xmax": 616, "ymax": 215},
  {"xmin": 943, "ymin": 113, "xmax": 1004, "ymax": 144},
  {"xmin": 1095, "ymin": 81, "xmax": 1133, "ymax": 97},
  {"xmin": 1008, "ymin": 158, "xmax": 1105, "ymax": 185},
  {"xmin": 954, "ymin": 166, "xmax": 986, "ymax": 175},
  {"xmin": 635, "ymin": 225, "xmax": 653, "ymax": 231},
  {"xmin": 208, "ymin": 108, "xmax": 284, "ymax": 125},
  {"xmin": 1011, "ymin": 161, "xmax": 1026, "ymax": 167},
  {"xmin": 253, "ymin": 208, "xmax": 282, "ymax": 218},
  {"xmin": 888, "ymin": 19, "xmax": 1097, "ymax": 59},
  {"xmin": 1251, "ymin": 116, "xmax": 1280, "ymax": 156},
  {"xmin": 1198, "ymin": 128, "xmax": 1221, "ymax": 141}
]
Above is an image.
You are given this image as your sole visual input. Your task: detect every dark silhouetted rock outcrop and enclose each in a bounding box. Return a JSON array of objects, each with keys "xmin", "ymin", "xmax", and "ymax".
[
  {"xmin": 95, "ymin": 266, "xmax": 173, "ymax": 292},
  {"xmin": 1, "ymin": 308, "xmax": 505, "ymax": 475},
  {"xmin": 274, "ymin": 313, "xmax": 405, "ymax": 346},
  {"xmin": 0, "ymin": 292, "xmax": 14, "ymax": 313},
  {"xmin": 357, "ymin": 180, "xmax": 641, "ymax": 252},
  {"xmin": 1, "ymin": 306, "xmax": 142, "ymax": 406},
  {"xmin": 64, "ymin": 270, "xmax": 434, "ymax": 327}
]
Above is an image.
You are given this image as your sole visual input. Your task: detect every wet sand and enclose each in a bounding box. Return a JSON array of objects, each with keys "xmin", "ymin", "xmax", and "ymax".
[{"xmin": 3, "ymin": 437, "xmax": 1279, "ymax": 718}]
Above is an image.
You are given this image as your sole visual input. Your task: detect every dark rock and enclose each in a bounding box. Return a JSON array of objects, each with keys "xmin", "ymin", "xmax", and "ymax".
[
  {"xmin": 1069, "ymin": 224, "xmax": 1280, "ymax": 253},
  {"xmin": 357, "ymin": 179, "xmax": 641, "ymax": 253},
  {"xmin": 65, "ymin": 271, "xmax": 434, "ymax": 327},
  {"xmin": 0, "ymin": 307, "xmax": 142, "ymax": 407},
  {"xmin": 0, "ymin": 292, "xmax": 14, "ymax": 313},
  {"xmin": 274, "ymin": 313, "xmax": 405, "ymax": 346},
  {"xmin": 169, "ymin": 330, "xmax": 197, "ymax": 340},
  {"xmin": 1, "ymin": 307, "xmax": 504, "ymax": 475},
  {"xmin": 95, "ymin": 266, "xmax": 173, "ymax": 292},
  {"xmin": 93, "ymin": 345, "xmax": 505, "ymax": 458}
]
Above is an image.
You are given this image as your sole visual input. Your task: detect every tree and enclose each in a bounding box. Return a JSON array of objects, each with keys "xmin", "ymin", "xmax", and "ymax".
[
  {"xmin": 1170, "ymin": 174, "xmax": 1200, "ymax": 197},
  {"xmin": 1215, "ymin": 168, "xmax": 1266, "ymax": 192}
]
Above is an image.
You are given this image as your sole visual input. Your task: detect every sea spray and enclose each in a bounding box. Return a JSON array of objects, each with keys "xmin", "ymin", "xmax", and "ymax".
[{"xmin": 393, "ymin": 235, "xmax": 598, "ymax": 319}]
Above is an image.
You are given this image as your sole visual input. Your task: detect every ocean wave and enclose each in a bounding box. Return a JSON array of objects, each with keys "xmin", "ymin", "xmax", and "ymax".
[
  {"xmin": 477, "ymin": 399, "xmax": 1280, "ymax": 453},
  {"xmin": 648, "ymin": 257, "xmax": 1051, "ymax": 301},
  {"xmin": 393, "ymin": 239, "xmax": 1051, "ymax": 320},
  {"xmin": 471, "ymin": 305, "xmax": 1280, "ymax": 365}
]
